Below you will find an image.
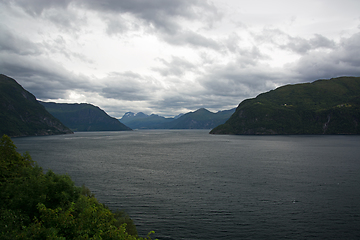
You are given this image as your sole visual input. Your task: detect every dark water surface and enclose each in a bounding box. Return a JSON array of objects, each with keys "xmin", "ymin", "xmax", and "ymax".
[{"xmin": 13, "ymin": 130, "xmax": 360, "ymax": 239}]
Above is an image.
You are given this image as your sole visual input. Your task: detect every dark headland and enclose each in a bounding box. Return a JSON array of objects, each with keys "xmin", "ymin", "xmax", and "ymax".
[{"xmin": 210, "ymin": 76, "xmax": 360, "ymax": 135}]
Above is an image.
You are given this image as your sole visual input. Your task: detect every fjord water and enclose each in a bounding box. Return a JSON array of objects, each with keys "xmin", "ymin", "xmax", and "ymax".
[{"xmin": 13, "ymin": 130, "xmax": 360, "ymax": 239}]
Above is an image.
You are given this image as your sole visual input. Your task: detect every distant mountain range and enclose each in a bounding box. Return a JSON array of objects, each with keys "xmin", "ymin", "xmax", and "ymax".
[
  {"xmin": 0, "ymin": 74, "xmax": 130, "ymax": 136},
  {"xmin": 120, "ymin": 108, "xmax": 235, "ymax": 129},
  {"xmin": 120, "ymin": 112, "xmax": 174, "ymax": 129},
  {"xmin": 211, "ymin": 76, "xmax": 360, "ymax": 135},
  {"xmin": 0, "ymin": 74, "xmax": 72, "ymax": 137},
  {"xmin": 4, "ymin": 73, "xmax": 358, "ymax": 136},
  {"xmin": 40, "ymin": 102, "xmax": 131, "ymax": 132},
  {"xmin": 1, "ymin": 73, "xmax": 233, "ymax": 135}
]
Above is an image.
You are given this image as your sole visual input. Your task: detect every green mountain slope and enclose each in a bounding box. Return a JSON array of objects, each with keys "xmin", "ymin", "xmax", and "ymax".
[
  {"xmin": 210, "ymin": 76, "xmax": 360, "ymax": 134},
  {"xmin": 0, "ymin": 74, "xmax": 73, "ymax": 137},
  {"xmin": 169, "ymin": 108, "xmax": 235, "ymax": 129},
  {"xmin": 40, "ymin": 102, "xmax": 131, "ymax": 131}
]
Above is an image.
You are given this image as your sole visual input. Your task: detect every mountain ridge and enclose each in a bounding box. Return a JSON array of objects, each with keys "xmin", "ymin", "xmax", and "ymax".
[
  {"xmin": 120, "ymin": 108, "xmax": 235, "ymax": 129},
  {"xmin": 40, "ymin": 102, "xmax": 131, "ymax": 132},
  {"xmin": 0, "ymin": 74, "xmax": 73, "ymax": 137},
  {"xmin": 210, "ymin": 76, "xmax": 360, "ymax": 135}
]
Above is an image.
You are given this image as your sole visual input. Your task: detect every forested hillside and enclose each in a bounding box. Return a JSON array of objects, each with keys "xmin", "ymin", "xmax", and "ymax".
[
  {"xmin": 211, "ymin": 76, "xmax": 360, "ymax": 134},
  {"xmin": 0, "ymin": 74, "xmax": 72, "ymax": 137},
  {"xmin": 0, "ymin": 135, "xmax": 153, "ymax": 239},
  {"xmin": 168, "ymin": 108, "xmax": 235, "ymax": 129}
]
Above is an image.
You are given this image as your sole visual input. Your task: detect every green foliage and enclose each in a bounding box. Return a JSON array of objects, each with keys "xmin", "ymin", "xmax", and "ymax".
[
  {"xmin": 113, "ymin": 211, "xmax": 138, "ymax": 237},
  {"xmin": 0, "ymin": 135, "xmax": 154, "ymax": 240},
  {"xmin": 211, "ymin": 76, "xmax": 360, "ymax": 134},
  {"xmin": 0, "ymin": 134, "xmax": 34, "ymax": 183}
]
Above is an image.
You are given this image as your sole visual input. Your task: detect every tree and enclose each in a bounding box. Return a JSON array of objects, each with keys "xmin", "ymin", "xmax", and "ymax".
[
  {"xmin": 0, "ymin": 135, "xmax": 155, "ymax": 240},
  {"xmin": 0, "ymin": 134, "xmax": 33, "ymax": 183}
]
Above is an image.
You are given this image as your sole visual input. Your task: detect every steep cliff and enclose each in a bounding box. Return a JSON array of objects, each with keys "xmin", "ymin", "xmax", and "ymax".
[{"xmin": 0, "ymin": 74, "xmax": 73, "ymax": 137}]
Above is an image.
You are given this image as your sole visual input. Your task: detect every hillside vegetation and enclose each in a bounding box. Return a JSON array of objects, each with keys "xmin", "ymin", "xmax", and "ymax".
[
  {"xmin": 40, "ymin": 102, "xmax": 131, "ymax": 132},
  {"xmin": 211, "ymin": 76, "xmax": 360, "ymax": 134},
  {"xmin": 0, "ymin": 74, "xmax": 72, "ymax": 137},
  {"xmin": 120, "ymin": 108, "xmax": 235, "ymax": 129},
  {"xmin": 0, "ymin": 135, "xmax": 153, "ymax": 239},
  {"xmin": 168, "ymin": 108, "xmax": 235, "ymax": 129}
]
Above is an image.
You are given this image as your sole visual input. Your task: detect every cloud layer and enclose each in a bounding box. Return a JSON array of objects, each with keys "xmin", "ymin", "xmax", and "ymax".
[{"xmin": 1, "ymin": 0, "xmax": 360, "ymax": 117}]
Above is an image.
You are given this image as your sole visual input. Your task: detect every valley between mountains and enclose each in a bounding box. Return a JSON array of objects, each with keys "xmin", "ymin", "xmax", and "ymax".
[{"xmin": 1, "ymin": 74, "xmax": 360, "ymax": 136}]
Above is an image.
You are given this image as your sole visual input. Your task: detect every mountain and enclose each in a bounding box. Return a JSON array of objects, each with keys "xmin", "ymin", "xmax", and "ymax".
[
  {"xmin": 120, "ymin": 112, "xmax": 174, "ymax": 129},
  {"xmin": 120, "ymin": 112, "xmax": 148, "ymax": 122},
  {"xmin": 0, "ymin": 74, "xmax": 73, "ymax": 137},
  {"xmin": 120, "ymin": 108, "xmax": 235, "ymax": 129},
  {"xmin": 169, "ymin": 108, "xmax": 236, "ymax": 129},
  {"xmin": 210, "ymin": 76, "xmax": 360, "ymax": 135},
  {"xmin": 40, "ymin": 102, "xmax": 131, "ymax": 132},
  {"xmin": 174, "ymin": 113, "xmax": 184, "ymax": 119}
]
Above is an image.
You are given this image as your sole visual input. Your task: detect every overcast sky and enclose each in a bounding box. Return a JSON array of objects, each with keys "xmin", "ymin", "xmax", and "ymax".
[{"xmin": 1, "ymin": 0, "xmax": 360, "ymax": 118}]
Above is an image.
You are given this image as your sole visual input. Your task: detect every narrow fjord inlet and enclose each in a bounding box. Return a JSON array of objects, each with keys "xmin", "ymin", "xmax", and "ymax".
[{"xmin": 13, "ymin": 130, "xmax": 360, "ymax": 239}]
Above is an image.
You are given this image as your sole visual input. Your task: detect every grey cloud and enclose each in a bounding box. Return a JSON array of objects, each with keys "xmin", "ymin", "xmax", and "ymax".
[
  {"xmin": 309, "ymin": 34, "xmax": 336, "ymax": 49},
  {"xmin": 284, "ymin": 37, "xmax": 312, "ymax": 54},
  {"xmin": 290, "ymin": 32, "xmax": 360, "ymax": 81},
  {"xmin": 153, "ymin": 56, "xmax": 196, "ymax": 77},
  {"xmin": 0, "ymin": 53, "xmax": 92, "ymax": 99},
  {"xmin": 237, "ymin": 46, "xmax": 269, "ymax": 67},
  {"xmin": 5, "ymin": 0, "xmax": 221, "ymax": 49},
  {"xmin": 2, "ymin": 0, "xmax": 359, "ymax": 118},
  {"xmin": 147, "ymin": 68, "xmax": 245, "ymax": 115},
  {"xmin": 198, "ymin": 32, "xmax": 360, "ymax": 105},
  {"xmin": 224, "ymin": 33, "xmax": 242, "ymax": 53},
  {"xmin": 200, "ymin": 69, "xmax": 279, "ymax": 99},
  {"xmin": 41, "ymin": 35, "xmax": 93, "ymax": 63},
  {"xmin": 105, "ymin": 0, "xmax": 221, "ymax": 51},
  {"xmin": 338, "ymin": 33, "xmax": 360, "ymax": 66},
  {"xmin": 149, "ymin": 88, "xmax": 238, "ymax": 116},
  {"xmin": 3, "ymin": 0, "xmax": 179, "ymax": 33},
  {"xmin": 149, "ymin": 37, "xmax": 284, "ymax": 113},
  {"xmin": 0, "ymin": 26, "xmax": 42, "ymax": 55},
  {"xmin": 100, "ymin": 72, "xmax": 161, "ymax": 101},
  {"xmin": 2, "ymin": 0, "xmax": 85, "ymax": 31},
  {"xmin": 79, "ymin": 0, "xmax": 219, "ymax": 34},
  {"xmin": 283, "ymin": 34, "xmax": 336, "ymax": 54},
  {"xmin": 197, "ymin": 50, "xmax": 296, "ymax": 103},
  {"xmin": 161, "ymin": 30, "xmax": 220, "ymax": 50},
  {"xmin": 256, "ymin": 28, "xmax": 337, "ymax": 54},
  {"xmin": 42, "ymin": 7, "xmax": 86, "ymax": 30},
  {"xmin": 104, "ymin": 77, "xmax": 238, "ymax": 117},
  {"xmin": 78, "ymin": 0, "xmax": 222, "ymax": 50},
  {"xmin": 3, "ymin": 0, "xmax": 72, "ymax": 16},
  {"xmin": 150, "ymin": 94, "xmax": 208, "ymax": 115},
  {"xmin": 0, "ymin": 23, "xmax": 92, "ymax": 86},
  {"xmin": 224, "ymin": 33, "xmax": 270, "ymax": 65},
  {"xmin": 104, "ymin": 14, "xmax": 140, "ymax": 35}
]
